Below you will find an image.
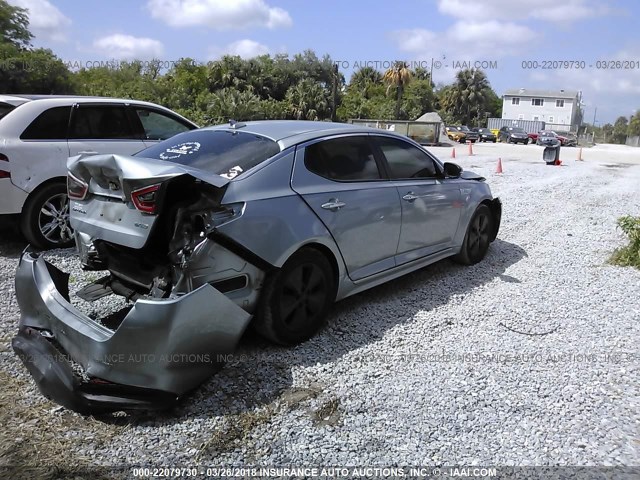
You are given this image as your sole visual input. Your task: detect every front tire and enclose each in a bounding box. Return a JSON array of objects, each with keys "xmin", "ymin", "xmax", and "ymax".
[
  {"xmin": 20, "ymin": 182, "xmax": 74, "ymax": 249},
  {"xmin": 454, "ymin": 205, "xmax": 493, "ymax": 265},
  {"xmin": 255, "ymin": 248, "xmax": 336, "ymax": 345}
]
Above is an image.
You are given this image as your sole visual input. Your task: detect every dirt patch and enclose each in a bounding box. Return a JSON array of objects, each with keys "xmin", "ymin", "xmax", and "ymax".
[
  {"xmin": 312, "ymin": 398, "xmax": 341, "ymax": 427},
  {"xmin": 195, "ymin": 406, "xmax": 275, "ymax": 459},
  {"xmin": 601, "ymin": 164, "xmax": 633, "ymax": 169}
]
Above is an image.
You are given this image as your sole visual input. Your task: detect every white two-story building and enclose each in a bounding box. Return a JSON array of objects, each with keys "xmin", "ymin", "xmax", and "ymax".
[{"xmin": 501, "ymin": 88, "xmax": 583, "ymax": 132}]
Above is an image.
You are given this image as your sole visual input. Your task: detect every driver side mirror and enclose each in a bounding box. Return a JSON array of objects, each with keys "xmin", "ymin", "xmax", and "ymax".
[{"xmin": 443, "ymin": 162, "xmax": 462, "ymax": 178}]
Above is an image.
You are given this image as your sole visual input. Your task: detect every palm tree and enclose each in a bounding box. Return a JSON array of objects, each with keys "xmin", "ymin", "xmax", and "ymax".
[
  {"xmin": 454, "ymin": 68, "xmax": 489, "ymax": 125},
  {"xmin": 207, "ymin": 88, "xmax": 263, "ymax": 123},
  {"xmin": 383, "ymin": 61, "xmax": 412, "ymax": 119},
  {"xmin": 285, "ymin": 79, "xmax": 329, "ymax": 120}
]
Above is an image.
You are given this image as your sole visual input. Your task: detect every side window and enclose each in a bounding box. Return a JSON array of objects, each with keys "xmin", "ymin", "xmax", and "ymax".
[
  {"xmin": 304, "ymin": 136, "xmax": 381, "ymax": 182},
  {"xmin": 374, "ymin": 136, "xmax": 438, "ymax": 179},
  {"xmin": 20, "ymin": 106, "xmax": 71, "ymax": 140},
  {"xmin": 135, "ymin": 108, "xmax": 191, "ymax": 140},
  {"xmin": 69, "ymin": 106, "xmax": 137, "ymax": 140}
]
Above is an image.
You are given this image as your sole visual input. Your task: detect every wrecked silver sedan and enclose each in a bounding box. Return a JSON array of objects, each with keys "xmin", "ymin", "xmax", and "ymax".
[{"xmin": 13, "ymin": 120, "xmax": 501, "ymax": 412}]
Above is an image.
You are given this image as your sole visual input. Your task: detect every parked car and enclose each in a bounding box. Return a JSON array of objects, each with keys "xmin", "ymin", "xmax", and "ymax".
[
  {"xmin": 536, "ymin": 131, "xmax": 561, "ymax": 147},
  {"xmin": 445, "ymin": 125, "xmax": 466, "ymax": 143},
  {"xmin": 498, "ymin": 126, "xmax": 530, "ymax": 144},
  {"xmin": 561, "ymin": 134, "xmax": 578, "ymax": 147},
  {"xmin": 12, "ymin": 120, "xmax": 502, "ymax": 413},
  {"xmin": 549, "ymin": 131, "xmax": 577, "ymax": 146},
  {"xmin": 471, "ymin": 127, "xmax": 497, "ymax": 142},
  {"xmin": 0, "ymin": 95, "xmax": 198, "ymax": 249},
  {"xmin": 459, "ymin": 126, "xmax": 479, "ymax": 143}
]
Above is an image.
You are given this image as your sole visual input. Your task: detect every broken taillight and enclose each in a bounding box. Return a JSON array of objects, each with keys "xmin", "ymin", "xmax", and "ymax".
[
  {"xmin": 67, "ymin": 172, "xmax": 88, "ymax": 200},
  {"xmin": 131, "ymin": 184, "xmax": 161, "ymax": 214},
  {"xmin": 0, "ymin": 154, "xmax": 9, "ymax": 179}
]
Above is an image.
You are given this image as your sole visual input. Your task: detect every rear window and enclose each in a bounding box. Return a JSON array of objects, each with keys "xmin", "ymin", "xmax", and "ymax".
[
  {"xmin": 0, "ymin": 103, "xmax": 16, "ymax": 120},
  {"xmin": 135, "ymin": 129, "xmax": 281, "ymax": 179},
  {"xmin": 20, "ymin": 106, "xmax": 71, "ymax": 140}
]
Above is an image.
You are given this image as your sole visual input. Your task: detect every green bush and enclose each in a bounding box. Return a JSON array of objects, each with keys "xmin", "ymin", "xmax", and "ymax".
[{"xmin": 609, "ymin": 215, "xmax": 640, "ymax": 269}]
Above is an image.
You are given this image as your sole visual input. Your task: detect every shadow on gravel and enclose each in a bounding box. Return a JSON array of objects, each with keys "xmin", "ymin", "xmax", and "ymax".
[
  {"xmin": 99, "ymin": 239, "xmax": 527, "ymax": 442},
  {"xmin": 0, "ymin": 216, "xmax": 27, "ymax": 259}
]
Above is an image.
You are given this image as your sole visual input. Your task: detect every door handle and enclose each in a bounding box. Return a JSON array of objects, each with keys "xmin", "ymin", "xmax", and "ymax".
[
  {"xmin": 402, "ymin": 193, "xmax": 418, "ymax": 202},
  {"xmin": 403, "ymin": 191, "xmax": 439, "ymax": 202},
  {"xmin": 321, "ymin": 199, "xmax": 346, "ymax": 211}
]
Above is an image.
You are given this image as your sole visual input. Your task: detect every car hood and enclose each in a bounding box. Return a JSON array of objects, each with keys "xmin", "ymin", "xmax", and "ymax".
[
  {"xmin": 509, "ymin": 132, "xmax": 528, "ymax": 137},
  {"xmin": 67, "ymin": 153, "xmax": 230, "ymax": 192}
]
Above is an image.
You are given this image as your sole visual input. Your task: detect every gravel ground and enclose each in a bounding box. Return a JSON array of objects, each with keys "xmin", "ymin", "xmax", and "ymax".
[{"xmin": 0, "ymin": 143, "xmax": 639, "ymax": 476}]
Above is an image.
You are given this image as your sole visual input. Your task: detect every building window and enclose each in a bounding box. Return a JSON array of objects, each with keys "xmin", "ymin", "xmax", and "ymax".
[
  {"xmin": 548, "ymin": 116, "xmax": 554, "ymax": 123},
  {"xmin": 532, "ymin": 98, "xmax": 544, "ymax": 106},
  {"xmin": 533, "ymin": 115, "xmax": 539, "ymax": 121},
  {"xmin": 511, "ymin": 97, "xmax": 520, "ymax": 105},
  {"xmin": 556, "ymin": 99, "xmax": 564, "ymax": 107}
]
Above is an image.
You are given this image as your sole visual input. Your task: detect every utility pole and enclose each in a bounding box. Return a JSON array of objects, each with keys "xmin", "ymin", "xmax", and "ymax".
[
  {"xmin": 331, "ymin": 63, "xmax": 338, "ymax": 122},
  {"xmin": 592, "ymin": 106, "xmax": 597, "ymax": 126}
]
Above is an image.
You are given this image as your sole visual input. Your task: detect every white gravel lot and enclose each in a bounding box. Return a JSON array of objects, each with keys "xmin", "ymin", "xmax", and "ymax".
[{"xmin": 0, "ymin": 142, "xmax": 639, "ymax": 474}]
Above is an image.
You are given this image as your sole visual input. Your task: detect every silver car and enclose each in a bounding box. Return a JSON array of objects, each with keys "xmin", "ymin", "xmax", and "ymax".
[{"xmin": 13, "ymin": 120, "xmax": 502, "ymax": 413}]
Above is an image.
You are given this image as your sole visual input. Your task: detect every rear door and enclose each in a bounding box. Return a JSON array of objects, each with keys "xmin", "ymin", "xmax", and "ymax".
[
  {"xmin": 291, "ymin": 135, "xmax": 402, "ymax": 281},
  {"xmin": 67, "ymin": 103, "xmax": 145, "ymax": 157},
  {"xmin": 372, "ymin": 135, "xmax": 462, "ymax": 264}
]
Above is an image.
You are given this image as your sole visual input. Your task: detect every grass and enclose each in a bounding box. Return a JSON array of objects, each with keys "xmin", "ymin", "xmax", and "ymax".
[
  {"xmin": 0, "ymin": 369, "xmax": 129, "ymax": 479},
  {"xmin": 609, "ymin": 215, "xmax": 640, "ymax": 269}
]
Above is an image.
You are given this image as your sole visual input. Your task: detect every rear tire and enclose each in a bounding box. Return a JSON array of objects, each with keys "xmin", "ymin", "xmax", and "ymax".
[
  {"xmin": 453, "ymin": 205, "xmax": 493, "ymax": 265},
  {"xmin": 20, "ymin": 182, "xmax": 74, "ymax": 249},
  {"xmin": 254, "ymin": 248, "xmax": 336, "ymax": 345}
]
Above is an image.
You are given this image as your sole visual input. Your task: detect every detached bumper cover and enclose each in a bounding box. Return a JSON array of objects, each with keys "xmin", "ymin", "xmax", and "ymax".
[{"xmin": 12, "ymin": 253, "xmax": 252, "ymax": 412}]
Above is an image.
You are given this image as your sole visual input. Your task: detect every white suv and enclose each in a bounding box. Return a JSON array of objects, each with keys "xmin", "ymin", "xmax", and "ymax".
[{"xmin": 0, "ymin": 95, "xmax": 198, "ymax": 248}]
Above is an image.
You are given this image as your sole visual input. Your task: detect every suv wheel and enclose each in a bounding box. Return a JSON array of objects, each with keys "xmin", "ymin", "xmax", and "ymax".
[{"xmin": 21, "ymin": 182, "xmax": 74, "ymax": 249}]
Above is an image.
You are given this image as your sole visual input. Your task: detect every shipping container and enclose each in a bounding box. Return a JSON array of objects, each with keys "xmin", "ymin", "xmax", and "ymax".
[
  {"xmin": 488, "ymin": 118, "xmax": 546, "ymax": 134},
  {"xmin": 348, "ymin": 119, "xmax": 441, "ymax": 145}
]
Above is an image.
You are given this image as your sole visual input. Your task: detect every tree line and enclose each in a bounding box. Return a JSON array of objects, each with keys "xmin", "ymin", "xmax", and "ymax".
[{"xmin": 5, "ymin": 0, "xmax": 637, "ymax": 141}]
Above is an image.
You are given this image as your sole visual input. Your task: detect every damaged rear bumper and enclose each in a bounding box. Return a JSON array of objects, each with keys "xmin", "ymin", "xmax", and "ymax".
[{"xmin": 12, "ymin": 252, "xmax": 252, "ymax": 413}]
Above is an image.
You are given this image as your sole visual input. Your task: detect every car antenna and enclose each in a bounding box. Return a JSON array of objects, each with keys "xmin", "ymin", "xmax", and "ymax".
[{"xmin": 229, "ymin": 119, "xmax": 246, "ymax": 129}]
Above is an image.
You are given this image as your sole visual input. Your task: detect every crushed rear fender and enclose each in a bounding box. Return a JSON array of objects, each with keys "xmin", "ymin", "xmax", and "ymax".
[{"xmin": 12, "ymin": 252, "xmax": 252, "ymax": 413}]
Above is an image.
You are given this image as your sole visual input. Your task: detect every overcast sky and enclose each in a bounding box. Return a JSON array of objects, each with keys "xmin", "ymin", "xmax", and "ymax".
[{"xmin": 8, "ymin": 0, "xmax": 640, "ymax": 124}]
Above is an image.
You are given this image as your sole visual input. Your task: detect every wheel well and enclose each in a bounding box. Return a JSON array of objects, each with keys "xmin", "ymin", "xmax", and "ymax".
[
  {"xmin": 296, "ymin": 243, "xmax": 340, "ymax": 290},
  {"xmin": 21, "ymin": 176, "xmax": 67, "ymax": 213},
  {"xmin": 480, "ymin": 199, "xmax": 501, "ymax": 241},
  {"xmin": 26, "ymin": 176, "xmax": 67, "ymax": 197}
]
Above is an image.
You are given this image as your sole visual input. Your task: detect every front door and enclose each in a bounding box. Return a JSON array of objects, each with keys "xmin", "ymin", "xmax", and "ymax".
[{"xmin": 372, "ymin": 135, "xmax": 462, "ymax": 264}]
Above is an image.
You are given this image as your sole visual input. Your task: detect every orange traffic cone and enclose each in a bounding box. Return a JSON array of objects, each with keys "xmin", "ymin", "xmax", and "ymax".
[
  {"xmin": 496, "ymin": 158, "xmax": 503, "ymax": 174},
  {"xmin": 451, "ymin": 147, "xmax": 456, "ymax": 158},
  {"xmin": 576, "ymin": 147, "xmax": 583, "ymax": 161},
  {"xmin": 468, "ymin": 141, "xmax": 474, "ymax": 156}
]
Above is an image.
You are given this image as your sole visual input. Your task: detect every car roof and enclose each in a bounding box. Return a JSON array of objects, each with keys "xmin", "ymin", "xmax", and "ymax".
[
  {"xmin": 201, "ymin": 120, "xmax": 409, "ymax": 149},
  {"xmin": 0, "ymin": 95, "xmax": 198, "ymax": 134},
  {"xmin": 0, "ymin": 95, "xmax": 33, "ymax": 106}
]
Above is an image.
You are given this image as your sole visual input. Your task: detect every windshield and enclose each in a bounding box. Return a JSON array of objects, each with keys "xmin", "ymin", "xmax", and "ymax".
[
  {"xmin": 510, "ymin": 127, "xmax": 526, "ymax": 133},
  {"xmin": 135, "ymin": 129, "xmax": 281, "ymax": 179}
]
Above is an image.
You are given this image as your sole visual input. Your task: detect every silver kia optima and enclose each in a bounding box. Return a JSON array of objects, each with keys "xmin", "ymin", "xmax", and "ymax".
[{"xmin": 13, "ymin": 120, "xmax": 501, "ymax": 412}]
